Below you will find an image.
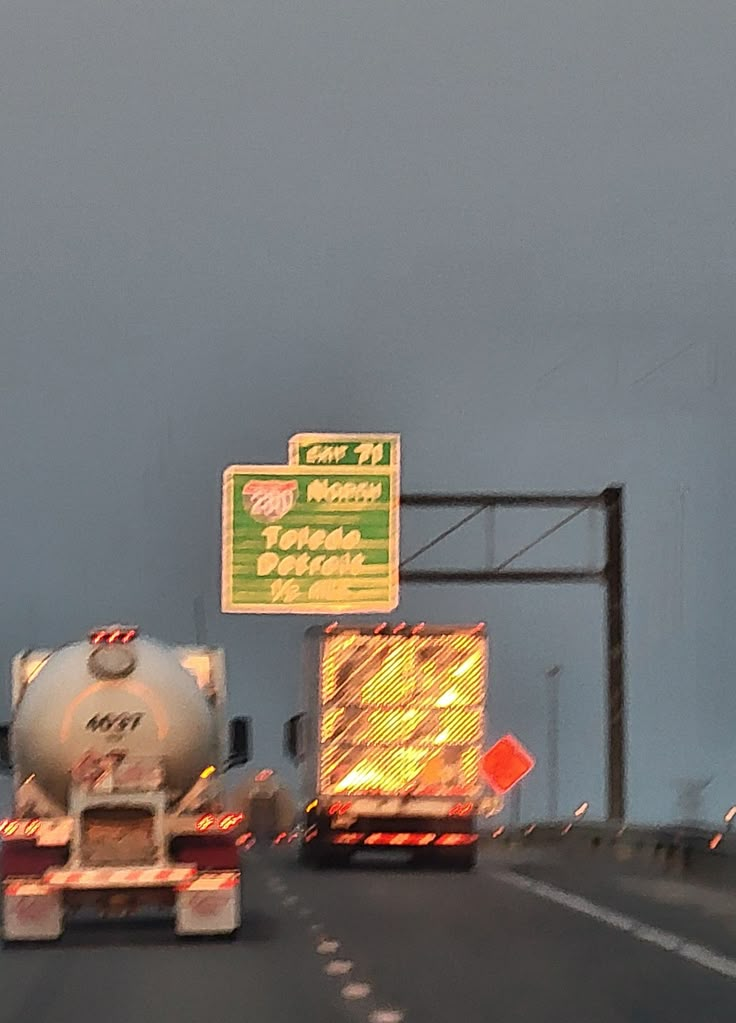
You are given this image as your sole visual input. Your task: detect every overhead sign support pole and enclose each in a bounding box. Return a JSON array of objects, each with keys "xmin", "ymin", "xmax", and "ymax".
[
  {"xmin": 399, "ymin": 486, "xmax": 626, "ymax": 823},
  {"xmin": 603, "ymin": 486, "xmax": 625, "ymax": 824}
]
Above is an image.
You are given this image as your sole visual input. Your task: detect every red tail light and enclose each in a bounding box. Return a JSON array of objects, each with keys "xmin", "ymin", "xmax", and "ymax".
[
  {"xmin": 170, "ymin": 837, "xmax": 239, "ymax": 870},
  {"xmin": 328, "ymin": 802, "xmax": 353, "ymax": 816},
  {"xmin": 1, "ymin": 839, "xmax": 68, "ymax": 878},
  {"xmin": 218, "ymin": 813, "xmax": 244, "ymax": 832},
  {"xmin": 196, "ymin": 813, "xmax": 243, "ymax": 833}
]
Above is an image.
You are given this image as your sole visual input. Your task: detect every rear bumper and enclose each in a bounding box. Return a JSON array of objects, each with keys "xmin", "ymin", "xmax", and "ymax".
[
  {"xmin": 41, "ymin": 865, "xmax": 199, "ymax": 889},
  {"xmin": 2, "ymin": 870, "xmax": 242, "ymax": 940},
  {"xmin": 328, "ymin": 831, "xmax": 478, "ymax": 848},
  {"xmin": 304, "ymin": 812, "xmax": 478, "ymax": 849}
]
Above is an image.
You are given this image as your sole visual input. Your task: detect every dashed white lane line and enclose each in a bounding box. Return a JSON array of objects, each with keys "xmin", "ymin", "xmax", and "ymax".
[
  {"xmin": 267, "ymin": 869, "xmax": 406, "ymax": 1021},
  {"xmin": 342, "ymin": 982, "xmax": 372, "ymax": 1001},
  {"xmin": 325, "ymin": 959, "xmax": 354, "ymax": 976},
  {"xmin": 495, "ymin": 871, "xmax": 736, "ymax": 981}
]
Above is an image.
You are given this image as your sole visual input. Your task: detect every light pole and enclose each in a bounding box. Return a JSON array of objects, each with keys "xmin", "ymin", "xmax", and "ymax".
[{"xmin": 545, "ymin": 665, "xmax": 561, "ymax": 821}]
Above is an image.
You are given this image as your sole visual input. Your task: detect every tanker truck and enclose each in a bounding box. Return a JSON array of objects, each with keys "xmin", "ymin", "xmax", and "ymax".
[
  {"xmin": 0, "ymin": 626, "xmax": 252, "ymax": 943},
  {"xmin": 284, "ymin": 622, "xmax": 488, "ymax": 870}
]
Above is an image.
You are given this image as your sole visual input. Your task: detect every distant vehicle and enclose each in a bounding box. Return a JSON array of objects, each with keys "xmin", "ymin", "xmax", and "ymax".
[
  {"xmin": 284, "ymin": 622, "xmax": 488, "ymax": 870},
  {"xmin": 0, "ymin": 627, "xmax": 251, "ymax": 943},
  {"xmin": 227, "ymin": 768, "xmax": 296, "ymax": 843}
]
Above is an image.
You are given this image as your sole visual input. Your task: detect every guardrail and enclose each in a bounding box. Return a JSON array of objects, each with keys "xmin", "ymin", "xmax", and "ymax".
[{"xmin": 480, "ymin": 811, "xmax": 736, "ymax": 888}]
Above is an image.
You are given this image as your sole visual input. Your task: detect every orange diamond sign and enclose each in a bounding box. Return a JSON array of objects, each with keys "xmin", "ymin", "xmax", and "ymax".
[{"xmin": 480, "ymin": 734, "xmax": 535, "ymax": 794}]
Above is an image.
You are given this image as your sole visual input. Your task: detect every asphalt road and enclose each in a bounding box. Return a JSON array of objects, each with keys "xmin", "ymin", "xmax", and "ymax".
[{"xmin": 1, "ymin": 846, "xmax": 735, "ymax": 1023}]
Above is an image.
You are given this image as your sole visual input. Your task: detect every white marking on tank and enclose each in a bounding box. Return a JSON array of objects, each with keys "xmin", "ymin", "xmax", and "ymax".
[
  {"xmin": 370, "ymin": 1011, "xmax": 405, "ymax": 1023},
  {"xmin": 317, "ymin": 938, "xmax": 340, "ymax": 955}
]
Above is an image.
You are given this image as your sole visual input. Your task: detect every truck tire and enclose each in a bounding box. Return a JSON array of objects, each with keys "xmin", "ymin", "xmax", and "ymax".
[
  {"xmin": 443, "ymin": 844, "xmax": 478, "ymax": 871},
  {"xmin": 413, "ymin": 844, "xmax": 478, "ymax": 871},
  {"xmin": 317, "ymin": 848, "xmax": 352, "ymax": 870},
  {"xmin": 297, "ymin": 840, "xmax": 316, "ymax": 866},
  {"xmin": 298, "ymin": 840, "xmax": 351, "ymax": 869}
]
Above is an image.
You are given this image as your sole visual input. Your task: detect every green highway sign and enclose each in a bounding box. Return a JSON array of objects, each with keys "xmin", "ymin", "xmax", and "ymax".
[
  {"xmin": 288, "ymin": 432, "xmax": 399, "ymax": 469},
  {"xmin": 221, "ymin": 434, "xmax": 400, "ymax": 614}
]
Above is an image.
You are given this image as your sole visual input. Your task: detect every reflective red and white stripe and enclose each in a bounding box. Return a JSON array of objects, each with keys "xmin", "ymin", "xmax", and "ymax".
[
  {"xmin": 42, "ymin": 865, "xmax": 198, "ymax": 888},
  {"xmin": 332, "ymin": 832, "xmax": 478, "ymax": 847},
  {"xmin": 434, "ymin": 833, "xmax": 477, "ymax": 846},
  {"xmin": 4, "ymin": 880, "xmax": 55, "ymax": 897},
  {"xmin": 179, "ymin": 871, "xmax": 240, "ymax": 891},
  {"xmin": 0, "ymin": 818, "xmax": 73, "ymax": 843},
  {"xmin": 365, "ymin": 833, "xmax": 437, "ymax": 847}
]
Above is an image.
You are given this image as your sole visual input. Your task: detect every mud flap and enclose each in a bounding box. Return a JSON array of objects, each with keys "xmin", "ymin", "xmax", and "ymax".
[
  {"xmin": 2, "ymin": 883, "xmax": 63, "ymax": 942},
  {"xmin": 175, "ymin": 874, "xmax": 241, "ymax": 936}
]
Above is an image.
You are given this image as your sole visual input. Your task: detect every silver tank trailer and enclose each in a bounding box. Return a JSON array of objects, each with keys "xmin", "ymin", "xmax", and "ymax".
[{"xmin": 12, "ymin": 635, "xmax": 218, "ymax": 809}]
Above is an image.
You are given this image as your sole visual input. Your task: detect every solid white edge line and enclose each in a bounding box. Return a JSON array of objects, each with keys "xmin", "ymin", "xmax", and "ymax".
[{"xmin": 494, "ymin": 870, "xmax": 736, "ymax": 982}]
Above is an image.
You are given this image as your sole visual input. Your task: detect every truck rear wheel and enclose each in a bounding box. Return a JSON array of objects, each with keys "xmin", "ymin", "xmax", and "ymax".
[
  {"xmin": 318, "ymin": 848, "xmax": 352, "ymax": 870},
  {"xmin": 440, "ymin": 845, "xmax": 478, "ymax": 871},
  {"xmin": 298, "ymin": 840, "xmax": 351, "ymax": 869},
  {"xmin": 413, "ymin": 844, "xmax": 478, "ymax": 871},
  {"xmin": 297, "ymin": 840, "xmax": 315, "ymax": 866}
]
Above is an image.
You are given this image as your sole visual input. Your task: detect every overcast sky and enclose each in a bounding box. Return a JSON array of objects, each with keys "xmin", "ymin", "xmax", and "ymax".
[{"xmin": 1, "ymin": 1, "xmax": 734, "ymax": 822}]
